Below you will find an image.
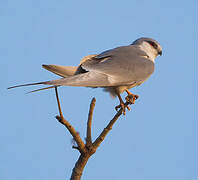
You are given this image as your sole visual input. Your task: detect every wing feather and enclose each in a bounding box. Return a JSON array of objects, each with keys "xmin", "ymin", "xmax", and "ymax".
[{"xmin": 80, "ymin": 45, "xmax": 154, "ymax": 83}]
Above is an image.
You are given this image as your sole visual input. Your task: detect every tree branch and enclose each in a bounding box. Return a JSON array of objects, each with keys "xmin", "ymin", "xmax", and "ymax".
[
  {"xmin": 54, "ymin": 87, "xmax": 132, "ymax": 180},
  {"xmin": 55, "ymin": 87, "xmax": 86, "ymax": 154},
  {"xmin": 70, "ymin": 154, "xmax": 91, "ymax": 180},
  {"xmin": 93, "ymin": 108, "xmax": 122, "ymax": 148},
  {"xmin": 86, "ymin": 98, "xmax": 96, "ymax": 147}
]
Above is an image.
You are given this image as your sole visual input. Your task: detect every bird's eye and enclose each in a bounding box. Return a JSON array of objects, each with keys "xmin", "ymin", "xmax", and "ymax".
[{"xmin": 147, "ymin": 41, "xmax": 158, "ymax": 49}]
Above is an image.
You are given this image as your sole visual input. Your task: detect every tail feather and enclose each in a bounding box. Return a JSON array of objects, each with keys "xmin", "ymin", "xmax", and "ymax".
[
  {"xmin": 26, "ymin": 86, "xmax": 57, "ymax": 94},
  {"xmin": 7, "ymin": 81, "xmax": 48, "ymax": 89},
  {"xmin": 42, "ymin": 72, "xmax": 110, "ymax": 87},
  {"xmin": 8, "ymin": 71, "xmax": 111, "ymax": 90},
  {"xmin": 42, "ymin": 64, "xmax": 77, "ymax": 77},
  {"xmin": 42, "ymin": 55, "xmax": 98, "ymax": 77}
]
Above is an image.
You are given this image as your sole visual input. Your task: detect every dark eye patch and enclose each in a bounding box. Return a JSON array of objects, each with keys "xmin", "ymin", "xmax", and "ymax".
[{"xmin": 147, "ymin": 41, "xmax": 158, "ymax": 49}]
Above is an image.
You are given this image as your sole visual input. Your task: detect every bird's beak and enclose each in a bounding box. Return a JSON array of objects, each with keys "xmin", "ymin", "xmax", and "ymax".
[{"xmin": 158, "ymin": 50, "xmax": 162, "ymax": 56}]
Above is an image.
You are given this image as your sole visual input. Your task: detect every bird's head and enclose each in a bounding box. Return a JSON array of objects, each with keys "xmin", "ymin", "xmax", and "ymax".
[{"xmin": 132, "ymin": 37, "xmax": 162, "ymax": 61}]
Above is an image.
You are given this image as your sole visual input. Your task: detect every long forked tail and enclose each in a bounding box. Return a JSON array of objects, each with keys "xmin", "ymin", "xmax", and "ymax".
[
  {"xmin": 8, "ymin": 71, "xmax": 111, "ymax": 90},
  {"xmin": 8, "ymin": 81, "xmax": 57, "ymax": 93},
  {"xmin": 7, "ymin": 81, "xmax": 49, "ymax": 89},
  {"xmin": 26, "ymin": 86, "xmax": 57, "ymax": 93}
]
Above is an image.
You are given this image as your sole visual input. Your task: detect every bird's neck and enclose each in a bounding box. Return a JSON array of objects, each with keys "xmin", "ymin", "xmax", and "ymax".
[{"xmin": 139, "ymin": 42, "xmax": 158, "ymax": 62}]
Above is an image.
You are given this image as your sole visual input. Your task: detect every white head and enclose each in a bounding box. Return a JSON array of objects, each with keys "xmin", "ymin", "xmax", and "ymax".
[{"xmin": 132, "ymin": 37, "xmax": 162, "ymax": 61}]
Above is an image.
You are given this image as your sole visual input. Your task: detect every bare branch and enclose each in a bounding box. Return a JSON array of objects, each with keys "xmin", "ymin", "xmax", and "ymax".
[
  {"xmin": 54, "ymin": 87, "xmax": 86, "ymax": 154},
  {"xmin": 55, "ymin": 87, "xmax": 64, "ymax": 119},
  {"xmin": 86, "ymin": 98, "xmax": 96, "ymax": 146},
  {"xmin": 53, "ymin": 89, "xmax": 133, "ymax": 180},
  {"xmin": 93, "ymin": 102, "xmax": 129, "ymax": 148},
  {"xmin": 72, "ymin": 146, "xmax": 80, "ymax": 151}
]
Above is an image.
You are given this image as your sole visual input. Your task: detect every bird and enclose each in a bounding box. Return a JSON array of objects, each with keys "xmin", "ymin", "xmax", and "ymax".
[{"xmin": 8, "ymin": 37, "xmax": 162, "ymax": 114}]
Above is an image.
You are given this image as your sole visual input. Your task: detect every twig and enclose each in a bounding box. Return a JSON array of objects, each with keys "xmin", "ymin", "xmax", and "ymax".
[
  {"xmin": 93, "ymin": 108, "xmax": 122, "ymax": 148},
  {"xmin": 93, "ymin": 101, "xmax": 130, "ymax": 148},
  {"xmin": 54, "ymin": 87, "xmax": 86, "ymax": 154},
  {"xmin": 86, "ymin": 98, "xmax": 96, "ymax": 146},
  {"xmin": 55, "ymin": 87, "xmax": 63, "ymax": 118}
]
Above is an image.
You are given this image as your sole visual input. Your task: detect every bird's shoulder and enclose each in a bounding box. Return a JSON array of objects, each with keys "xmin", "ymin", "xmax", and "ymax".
[
  {"xmin": 75, "ymin": 45, "xmax": 154, "ymax": 82},
  {"xmin": 80, "ymin": 45, "xmax": 149, "ymax": 69}
]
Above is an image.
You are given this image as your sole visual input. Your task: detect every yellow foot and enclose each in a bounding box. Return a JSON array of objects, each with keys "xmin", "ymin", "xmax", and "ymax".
[
  {"xmin": 125, "ymin": 94, "xmax": 139, "ymax": 104},
  {"xmin": 115, "ymin": 103, "xmax": 131, "ymax": 115}
]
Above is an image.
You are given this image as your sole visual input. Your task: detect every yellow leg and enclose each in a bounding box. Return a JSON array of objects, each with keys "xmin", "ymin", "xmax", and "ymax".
[
  {"xmin": 125, "ymin": 90, "xmax": 139, "ymax": 104},
  {"xmin": 115, "ymin": 92, "xmax": 131, "ymax": 115}
]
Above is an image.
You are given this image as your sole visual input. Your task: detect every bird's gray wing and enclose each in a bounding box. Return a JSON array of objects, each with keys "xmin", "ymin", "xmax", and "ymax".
[
  {"xmin": 8, "ymin": 45, "xmax": 154, "ymax": 89},
  {"xmin": 7, "ymin": 54, "xmax": 110, "ymax": 90},
  {"xmin": 80, "ymin": 45, "xmax": 154, "ymax": 85},
  {"xmin": 95, "ymin": 45, "xmax": 148, "ymax": 59}
]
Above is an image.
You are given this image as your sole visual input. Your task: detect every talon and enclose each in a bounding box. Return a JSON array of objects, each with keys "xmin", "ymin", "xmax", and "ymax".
[
  {"xmin": 121, "ymin": 103, "xmax": 126, "ymax": 115},
  {"xmin": 115, "ymin": 103, "xmax": 131, "ymax": 115},
  {"xmin": 126, "ymin": 105, "xmax": 131, "ymax": 111},
  {"xmin": 115, "ymin": 91, "xmax": 132, "ymax": 115},
  {"xmin": 115, "ymin": 103, "xmax": 125, "ymax": 112},
  {"xmin": 125, "ymin": 94, "xmax": 139, "ymax": 104},
  {"xmin": 123, "ymin": 110, "xmax": 126, "ymax": 115},
  {"xmin": 125, "ymin": 90, "xmax": 139, "ymax": 104},
  {"xmin": 115, "ymin": 105, "xmax": 121, "ymax": 112},
  {"xmin": 125, "ymin": 95, "xmax": 134, "ymax": 104},
  {"xmin": 125, "ymin": 95, "xmax": 132, "ymax": 103},
  {"xmin": 134, "ymin": 95, "xmax": 139, "ymax": 100}
]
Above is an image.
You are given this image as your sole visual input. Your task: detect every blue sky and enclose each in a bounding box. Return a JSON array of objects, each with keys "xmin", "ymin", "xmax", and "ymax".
[{"xmin": 1, "ymin": 0, "xmax": 198, "ymax": 179}]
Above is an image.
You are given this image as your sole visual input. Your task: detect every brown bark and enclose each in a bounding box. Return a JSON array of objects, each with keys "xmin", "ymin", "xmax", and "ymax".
[
  {"xmin": 70, "ymin": 154, "xmax": 91, "ymax": 180},
  {"xmin": 54, "ymin": 87, "xmax": 131, "ymax": 180}
]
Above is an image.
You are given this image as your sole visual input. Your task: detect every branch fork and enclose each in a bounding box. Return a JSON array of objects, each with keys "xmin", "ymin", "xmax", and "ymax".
[{"xmin": 54, "ymin": 87, "xmax": 131, "ymax": 180}]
